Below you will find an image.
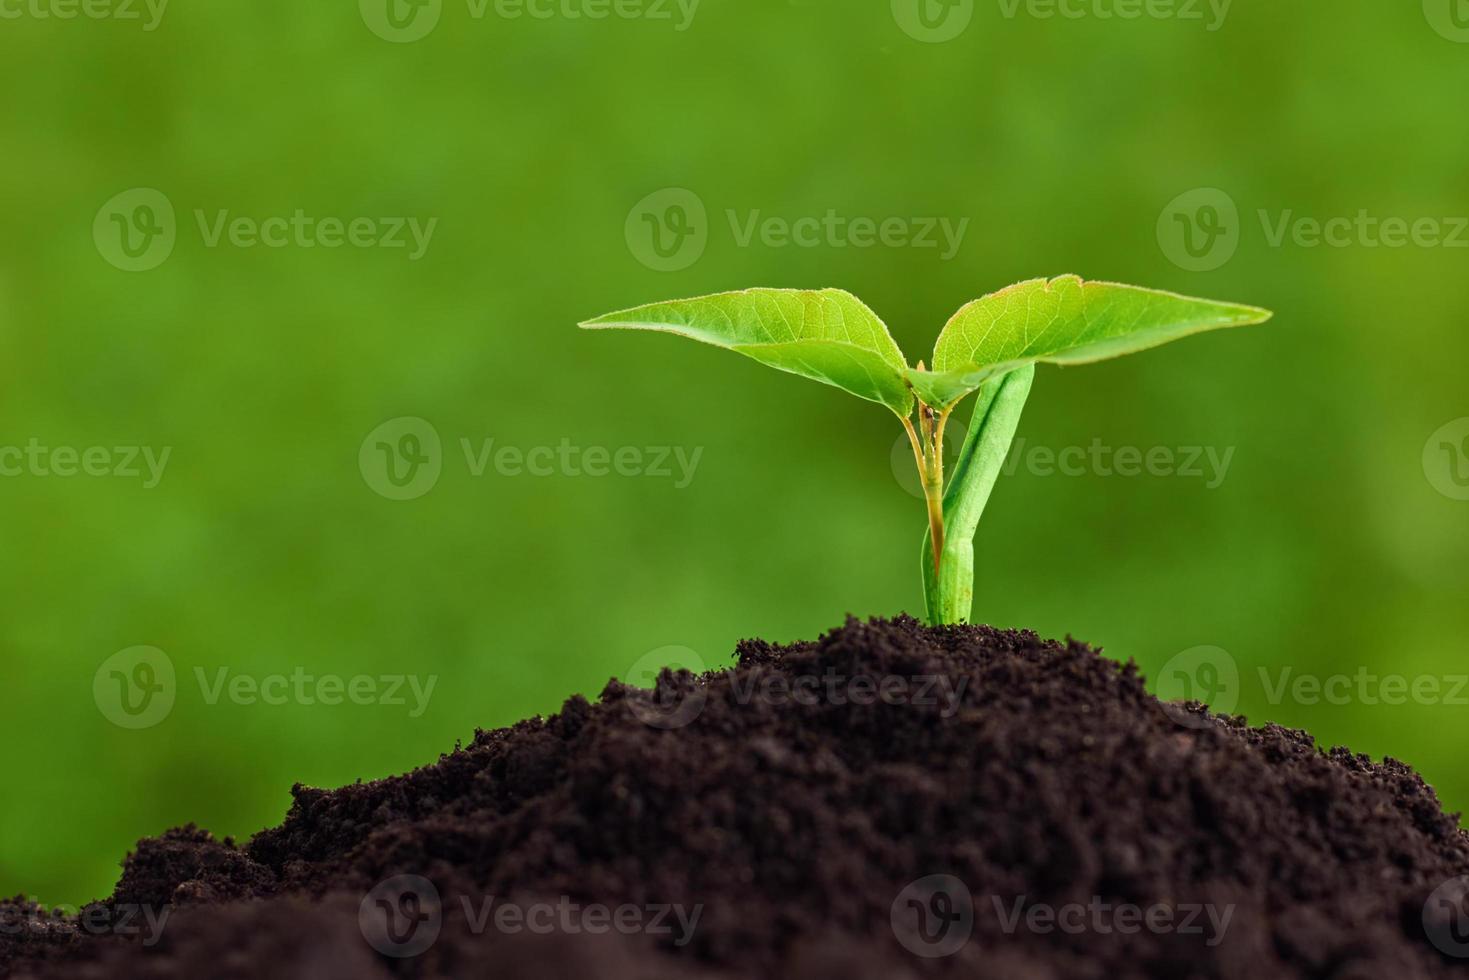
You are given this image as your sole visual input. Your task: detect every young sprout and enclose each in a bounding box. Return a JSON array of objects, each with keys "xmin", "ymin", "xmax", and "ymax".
[{"xmin": 581, "ymin": 275, "xmax": 1271, "ymax": 626}]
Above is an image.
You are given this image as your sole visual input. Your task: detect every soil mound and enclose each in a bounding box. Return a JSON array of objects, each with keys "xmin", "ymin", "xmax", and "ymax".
[{"xmin": 4, "ymin": 616, "xmax": 1466, "ymax": 978}]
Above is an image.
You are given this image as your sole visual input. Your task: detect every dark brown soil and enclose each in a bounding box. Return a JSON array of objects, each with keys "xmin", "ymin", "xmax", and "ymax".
[{"xmin": 4, "ymin": 616, "xmax": 1467, "ymax": 979}]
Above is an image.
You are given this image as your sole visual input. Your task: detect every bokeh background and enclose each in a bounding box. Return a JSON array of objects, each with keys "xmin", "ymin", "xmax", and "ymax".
[{"xmin": 2, "ymin": 0, "xmax": 1467, "ymax": 905}]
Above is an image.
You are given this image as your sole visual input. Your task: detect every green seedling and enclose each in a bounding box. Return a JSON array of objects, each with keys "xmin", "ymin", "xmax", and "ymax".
[{"xmin": 581, "ymin": 275, "xmax": 1271, "ymax": 626}]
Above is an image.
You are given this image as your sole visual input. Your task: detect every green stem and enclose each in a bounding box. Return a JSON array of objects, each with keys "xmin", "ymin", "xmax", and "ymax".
[{"xmin": 921, "ymin": 364, "xmax": 1035, "ymax": 625}]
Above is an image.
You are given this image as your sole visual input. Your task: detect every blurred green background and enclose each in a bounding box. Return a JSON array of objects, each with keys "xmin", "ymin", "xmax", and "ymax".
[{"xmin": 2, "ymin": 0, "xmax": 1467, "ymax": 906}]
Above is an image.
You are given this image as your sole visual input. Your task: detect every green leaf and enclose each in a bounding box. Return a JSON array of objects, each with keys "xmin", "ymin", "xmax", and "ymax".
[
  {"xmin": 908, "ymin": 276, "xmax": 1272, "ymax": 409},
  {"xmin": 580, "ymin": 288, "xmax": 914, "ymax": 416}
]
